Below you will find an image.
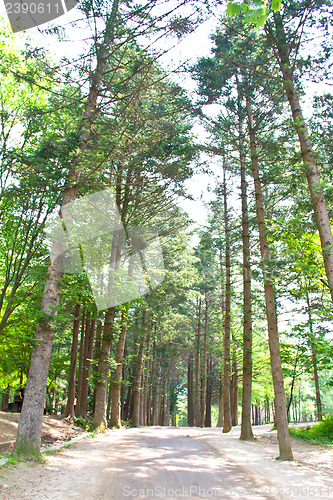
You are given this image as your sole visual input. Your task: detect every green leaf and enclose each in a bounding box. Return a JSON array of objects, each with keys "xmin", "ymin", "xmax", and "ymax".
[
  {"xmin": 226, "ymin": 2, "xmax": 243, "ymax": 16},
  {"xmin": 270, "ymin": 0, "xmax": 282, "ymax": 13}
]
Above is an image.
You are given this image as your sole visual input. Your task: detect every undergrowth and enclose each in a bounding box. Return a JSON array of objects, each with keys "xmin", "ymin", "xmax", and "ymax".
[{"xmin": 289, "ymin": 416, "xmax": 333, "ymax": 446}]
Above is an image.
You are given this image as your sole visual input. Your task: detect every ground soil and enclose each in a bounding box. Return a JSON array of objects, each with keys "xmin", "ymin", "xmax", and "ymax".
[
  {"xmin": 0, "ymin": 411, "xmax": 84, "ymax": 453},
  {"xmin": 0, "ymin": 420, "xmax": 332, "ymax": 499}
]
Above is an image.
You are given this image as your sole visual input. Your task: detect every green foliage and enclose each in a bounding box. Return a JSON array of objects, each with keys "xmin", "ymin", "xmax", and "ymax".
[
  {"xmin": 226, "ymin": 0, "xmax": 282, "ymax": 27},
  {"xmin": 289, "ymin": 417, "xmax": 333, "ymax": 446}
]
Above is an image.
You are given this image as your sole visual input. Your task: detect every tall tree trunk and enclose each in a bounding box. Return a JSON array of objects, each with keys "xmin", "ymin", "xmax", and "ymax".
[
  {"xmin": 187, "ymin": 357, "xmax": 194, "ymax": 427},
  {"xmin": 123, "ymin": 368, "xmax": 132, "ymax": 422},
  {"xmin": 266, "ymin": 12, "xmax": 333, "ymax": 303},
  {"xmin": 312, "ymin": 348, "xmax": 322, "ymax": 422},
  {"xmin": 1, "ymin": 385, "xmax": 10, "ymax": 411},
  {"xmin": 110, "ymin": 309, "xmax": 128, "ymax": 428},
  {"xmin": 142, "ymin": 330, "xmax": 151, "ymax": 426},
  {"xmin": 222, "ymin": 166, "xmax": 232, "ymax": 433},
  {"xmin": 287, "ymin": 348, "xmax": 299, "ymax": 422},
  {"xmin": 246, "ymin": 98, "xmax": 293, "ymax": 460},
  {"xmin": 76, "ymin": 313, "xmax": 91, "ymax": 418},
  {"xmin": 239, "ymin": 132, "xmax": 254, "ymax": 440},
  {"xmin": 131, "ymin": 310, "xmax": 148, "ymax": 427},
  {"xmin": 92, "ymin": 319, "xmax": 103, "ymax": 413},
  {"xmin": 81, "ymin": 318, "xmax": 96, "ymax": 418},
  {"xmin": 92, "ymin": 307, "xmax": 115, "ymax": 429},
  {"xmin": 15, "ymin": 0, "xmax": 121, "ymax": 457},
  {"xmin": 75, "ymin": 311, "xmax": 86, "ymax": 417},
  {"xmin": 204, "ymin": 358, "xmax": 212, "ymax": 427},
  {"xmin": 217, "ymin": 246, "xmax": 225, "ymax": 428},
  {"xmin": 216, "ymin": 371, "xmax": 224, "ymax": 427},
  {"xmin": 200, "ymin": 294, "xmax": 208, "ymax": 427},
  {"xmin": 305, "ymin": 290, "xmax": 322, "ymax": 421},
  {"xmin": 147, "ymin": 336, "xmax": 156, "ymax": 425},
  {"xmin": 63, "ymin": 303, "xmax": 81, "ymax": 418},
  {"xmin": 194, "ymin": 299, "xmax": 202, "ymax": 426},
  {"xmin": 231, "ymin": 353, "xmax": 238, "ymax": 427},
  {"xmin": 151, "ymin": 362, "xmax": 160, "ymax": 426}
]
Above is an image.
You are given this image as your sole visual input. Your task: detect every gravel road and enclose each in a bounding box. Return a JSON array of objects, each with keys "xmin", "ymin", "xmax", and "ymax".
[{"xmin": 0, "ymin": 427, "xmax": 278, "ymax": 500}]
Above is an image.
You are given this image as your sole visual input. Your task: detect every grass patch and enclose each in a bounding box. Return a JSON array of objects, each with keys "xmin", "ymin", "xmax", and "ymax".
[{"xmin": 289, "ymin": 417, "xmax": 333, "ymax": 446}]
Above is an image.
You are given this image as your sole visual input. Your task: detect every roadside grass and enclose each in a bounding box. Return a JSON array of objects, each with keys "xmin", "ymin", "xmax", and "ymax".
[{"xmin": 289, "ymin": 416, "xmax": 333, "ymax": 446}]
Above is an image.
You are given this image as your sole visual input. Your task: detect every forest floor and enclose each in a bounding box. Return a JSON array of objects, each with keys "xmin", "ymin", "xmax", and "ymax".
[
  {"xmin": 0, "ymin": 423, "xmax": 332, "ymax": 499},
  {"xmin": 0, "ymin": 411, "xmax": 84, "ymax": 453}
]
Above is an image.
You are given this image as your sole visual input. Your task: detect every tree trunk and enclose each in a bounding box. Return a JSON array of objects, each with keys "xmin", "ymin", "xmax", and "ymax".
[
  {"xmin": 231, "ymin": 353, "xmax": 238, "ymax": 427},
  {"xmin": 92, "ymin": 319, "xmax": 103, "ymax": 413},
  {"xmin": 92, "ymin": 307, "xmax": 115, "ymax": 430},
  {"xmin": 246, "ymin": 97, "xmax": 293, "ymax": 460},
  {"xmin": 200, "ymin": 294, "xmax": 208, "ymax": 427},
  {"xmin": 106, "ymin": 371, "xmax": 113, "ymax": 421},
  {"xmin": 217, "ymin": 246, "xmax": 225, "ymax": 428},
  {"xmin": 222, "ymin": 166, "xmax": 232, "ymax": 434},
  {"xmin": 1, "ymin": 385, "xmax": 10, "ymax": 411},
  {"xmin": 76, "ymin": 313, "xmax": 91, "ymax": 418},
  {"xmin": 239, "ymin": 129, "xmax": 254, "ymax": 440},
  {"xmin": 216, "ymin": 371, "xmax": 224, "ymax": 427},
  {"xmin": 151, "ymin": 362, "xmax": 160, "ymax": 426},
  {"xmin": 142, "ymin": 330, "xmax": 151, "ymax": 426},
  {"xmin": 187, "ymin": 357, "xmax": 194, "ymax": 427},
  {"xmin": 147, "ymin": 336, "xmax": 156, "ymax": 425},
  {"xmin": 75, "ymin": 311, "xmax": 86, "ymax": 417},
  {"xmin": 267, "ymin": 12, "xmax": 333, "ymax": 303},
  {"xmin": 131, "ymin": 310, "xmax": 148, "ymax": 427},
  {"xmin": 194, "ymin": 299, "xmax": 202, "ymax": 426},
  {"xmin": 306, "ymin": 289, "xmax": 323, "ymax": 421},
  {"xmin": 63, "ymin": 303, "xmax": 81, "ymax": 418},
  {"xmin": 14, "ymin": 0, "xmax": 121, "ymax": 457},
  {"xmin": 110, "ymin": 309, "xmax": 128, "ymax": 428},
  {"xmin": 287, "ymin": 348, "xmax": 299, "ymax": 422},
  {"xmin": 123, "ymin": 368, "xmax": 132, "ymax": 422},
  {"xmin": 204, "ymin": 358, "xmax": 212, "ymax": 427}
]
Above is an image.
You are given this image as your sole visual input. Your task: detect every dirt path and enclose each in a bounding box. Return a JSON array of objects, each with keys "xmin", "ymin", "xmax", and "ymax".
[
  {"xmin": 0, "ymin": 411, "xmax": 84, "ymax": 453},
  {"xmin": 0, "ymin": 426, "xmax": 332, "ymax": 500}
]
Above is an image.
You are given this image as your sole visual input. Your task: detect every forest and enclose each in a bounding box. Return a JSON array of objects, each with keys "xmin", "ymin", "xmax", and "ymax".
[{"xmin": 0, "ymin": 0, "xmax": 332, "ymax": 463}]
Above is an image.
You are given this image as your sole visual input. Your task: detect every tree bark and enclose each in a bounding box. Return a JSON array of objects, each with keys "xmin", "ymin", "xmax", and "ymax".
[
  {"xmin": 239, "ymin": 134, "xmax": 254, "ymax": 440},
  {"xmin": 222, "ymin": 166, "xmax": 232, "ymax": 434},
  {"xmin": 246, "ymin": 97, "xmax": 293, "ymax": 460},
  {"xmin": 200, "ymin": 294, "xmax": 208, "ymax": 427},
  {"xmin": 231, "ymin": 353, "xmax": 238, "ymax": 427},
  {"xmin": 147, "ymin": 336, "xmax": 156, "ymax": 425},
  {"xmin": 131, "ymin": 310, "xmax": 148, "ymax": 427},
  {"xmin": 204, "ymin": 358, "xmax": 212, "ymax": 427},
  {"xmin": 194, "ymin": 298, "xmax": 201, "ymax": 426},
  {"xmin": 76, "ymin": 313, "xmax": 91, "ymax": 418},
  {"xmin": 216, "ymin": 371, "xmax": 224, "ymax": 427},
  {"xmin": 81, "ymin": 318, "xmax": 96, "ymax": 418},
  {"xmin": 75, "ymin": 311, "xmax": 86, "ymax": 417},
  {"xmin": 187, "ymin": 357, "xmax": 194, "ymax": 427},
  {"xmin": 63, "ymin": 303, "xmax": 81, "ymax": 418},
  {"xmin": 142, "ymin": 330, "xmax": 151, "ymax": 426},
  {"xmin": 217, "ymin": 246, "xmax": 225, "ymax": 428},
  {"xmin": 110, "ymin": 309, "xmax": 128, "ymax": 428},
  {"xmin": 92, "ymin": 308, "xmax": 115, "ymax": 429},
  {"xmin": 14, "ymin": 0, "xmax": 121, "ymax": 457},
  {"xmin": 306, "ymin": 290, "xmax": 322, "ymax": 421},
  {"xmin": 267, "ymin": 12, "xmax": 333, "ymax": 303},
  {"xmin": 1, "ymin": 385, "xmax": 10, "ymax": 411},
  {"xmin": 151, "ymin": 362, "xmax": 160, "ymax": 426}
]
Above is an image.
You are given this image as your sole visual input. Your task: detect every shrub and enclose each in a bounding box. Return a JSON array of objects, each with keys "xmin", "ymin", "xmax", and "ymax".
[{"xmin": 289, "ymin": 416, "xmax": 333, "ymax": 445}]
